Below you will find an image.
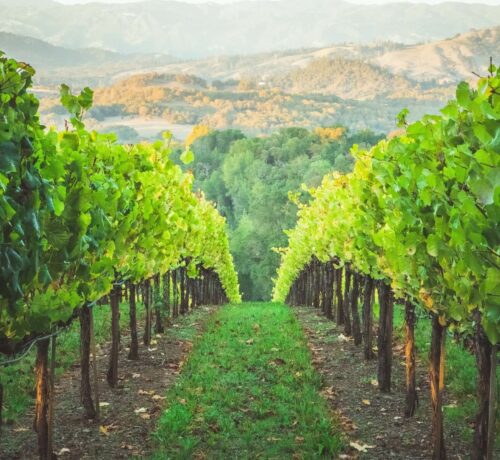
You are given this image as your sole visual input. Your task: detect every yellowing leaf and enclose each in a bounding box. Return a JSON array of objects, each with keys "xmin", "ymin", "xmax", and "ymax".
[{"xmin": 350, "ymin": 441, "xmax": 375, "ymax": 452}]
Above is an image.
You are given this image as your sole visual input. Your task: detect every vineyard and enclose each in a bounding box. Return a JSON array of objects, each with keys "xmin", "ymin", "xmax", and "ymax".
[{"xmin": 0, "ymin": 50, "xmax": 499, "ymax": 460}]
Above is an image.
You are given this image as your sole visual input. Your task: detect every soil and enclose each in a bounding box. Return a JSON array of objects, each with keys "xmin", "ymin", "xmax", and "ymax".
[
  {"xmin": 293, "ymin": 305, "xmax": 471, "ymax": 460},
  {"xmin": 0, "ymin": 306, "xmax": 217, "ymax": 460}
]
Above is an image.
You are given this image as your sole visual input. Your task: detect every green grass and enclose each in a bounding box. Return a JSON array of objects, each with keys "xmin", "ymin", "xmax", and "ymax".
[
  {"xmin": 152, "ymin": 302, "xmax": 343, "ymax": 460},
  {"xmin": 0, "ymin": 301, "xmax": 143, "ymax": 422},
  {"xmin": 393, "ymin": 304, "xmax": 500, "ymax": 443}
]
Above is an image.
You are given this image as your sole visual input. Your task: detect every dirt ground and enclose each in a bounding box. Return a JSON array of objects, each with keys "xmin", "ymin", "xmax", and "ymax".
[
  {"xmin": 0, "ymin": 306, "xmax": 217, "ymax": 460},
  {"xmin": 294, "ymin": 305, "xmax": 472, "ymax": 460}
]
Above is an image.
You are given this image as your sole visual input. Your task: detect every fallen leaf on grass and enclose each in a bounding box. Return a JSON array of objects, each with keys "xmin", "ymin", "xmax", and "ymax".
[
  {"xmin": 267, "ymin": 437, "xmax": 281, "ymax": 442},
  {"xmin": 98, "ymin": 402, "xmax": 110, "ymax": 408},
  {"xmin": 138, "ymin": 389, "xmax": 155, "ymax": 396},
  {"xmin": 140, "ymin": 413, "xmax": 151, "ymax": 420},
  {"xmin": 350, "ymin": 441, "xmax": 375, "ymax": 452},
  {"xmin": 132, "ymin": 373, "xmax": 141, "ymax": 379},
  {"xmin": 246, "ymin": 338, "xmax": 254, "ymax": 345},
  {"xmin": 99, "ymin": 425, "xmax": 110, "ymax": 436},
  {"xmin": 295, "ymin": 436, "xmax": 305, "ymax": 444},
  {"xmin": 152, "ymin": 394, "xmax": 166, "ymax": 401},
  {"xmin": 371, "ymin": 379, "xmax": 378, "ymax": 387},
  {"xmin": 270, "ymin": 347, "xmax": 280, "ymax": 352},
  {"xmin": 269, "ymin": 357, "xmax": 286, "ymax": 366},
  {"xmin": 57, "ymin": 448, "xmax": 71, "ymax": 456},
  {"xmin": 322, "ymin": 386, "xmax": 336, "ymax": 398},
  {"xmin": 134, "ymin": 407, "xmax": 147, "ymax": 414},
  {"xmin": 362, "ymin": 399, "xmax": 371, "ymax": 406}
]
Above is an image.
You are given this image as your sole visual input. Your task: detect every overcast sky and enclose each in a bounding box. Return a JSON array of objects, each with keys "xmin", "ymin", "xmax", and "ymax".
[{"xmin": 56, "ymin": 0, "xmax": 500, "ymax": 5}]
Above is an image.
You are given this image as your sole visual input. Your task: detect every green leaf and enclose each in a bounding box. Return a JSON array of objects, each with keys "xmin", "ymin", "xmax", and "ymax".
[
  {"xmin": 60, "ymin": 132, "xmax": 80, "ymax": 151},
  {"xmin": 456, "ymin": 82, "xmax": 471, "ymax": 108},
  {"xmin": 180, "ymin": 149, "xmax": 195, "ymax": 165},
  {"xmin": 0, "ymin": 142, "xmax": 20, "ymax": 173},
  {"xmin": 426, "ymin": 234, "xmax": 439, "ymax": 257}
]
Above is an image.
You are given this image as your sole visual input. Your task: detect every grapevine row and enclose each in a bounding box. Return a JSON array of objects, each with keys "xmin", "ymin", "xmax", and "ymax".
[
  {"xmin": 0, "ymin": 54, "xmax": 240, "ymax": 458},
  {"xmin": 273, "ymin": 65, "xmax": 499, "ymax": 459}
]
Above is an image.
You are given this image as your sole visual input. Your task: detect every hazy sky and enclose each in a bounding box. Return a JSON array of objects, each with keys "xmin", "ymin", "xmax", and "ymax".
[{"xmin": 56, "ymin": 0, "xmax": 500, "ymax": 5}]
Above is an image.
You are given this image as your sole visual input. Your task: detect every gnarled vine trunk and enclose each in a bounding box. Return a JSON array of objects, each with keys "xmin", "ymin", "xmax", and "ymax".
[
  {"xmin": 79, "ymin": 306, "xmax": 96, "ymax": 419},
  {"xmin": 34, "ymin": 338, "xmax": 50, "ymax": 460},
  {"xmin": 107, "ymin": 285, "xmax": 121, "ymax": 387},
  {"xmin": 472, "ymin": 311, "xmax": 492, "ymax": 460},
  {"xmin": 362, "ymin": 276, "xmax": 375, "ymax": 360},
  {"xmin": 377, "ymin": 282, "xmax": 393, "ymax": 393},
  {"xmin": 429, "ymin": 315, "xmax": 446, "ymax": 460},
  {"xmin": 128, "ymin": 283, "xmax": 139, "ymax": 360},
  {"xmin": 343, "ymin": 265, "xmax": 352, "ymax": 335},
  {"xmin": 143, "ymin": 279, "xmax": 152, "ymax": 346},
  {"xmin": 154, "ymin": 274, "xmax": 164, "ymax": 334},
  {"xmin": 404, "ymin": 299, "xmax": 418, "ymax": 417},
  {"xmin": 350, "ymin": 271, "xmax": 362, "ymax": 345}
]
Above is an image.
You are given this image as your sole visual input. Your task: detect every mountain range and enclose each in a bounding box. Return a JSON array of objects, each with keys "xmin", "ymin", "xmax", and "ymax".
[{"xmin": 0, "ymin": 0, "xmax": 499, "ymax": 58}]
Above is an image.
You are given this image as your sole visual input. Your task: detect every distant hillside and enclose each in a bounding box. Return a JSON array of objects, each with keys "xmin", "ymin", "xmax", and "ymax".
[
  {"xmin": 0, "ymin": 31, "xmax": 175, "ymax": 86},
  {"xmin": 115, "ymin": 27, "xmax": 499, "ymax": 87},
  {"xmin": 0, "ymin": 32, "xmax": 122, "ymax": 68},
  {"xmin": 373, "ymin": 26, "xmax": 500, "ymax": 83},
  {"xmin": 270, "ymin": 57, "xmax": 421, "ymax": 100},
  {"xmin": 0, "ymin": 0, "xmax": 499, "ymax": 57},
  {"xmin": 37, "ymin": 66, "xmax": 447, "ymax": 135}
]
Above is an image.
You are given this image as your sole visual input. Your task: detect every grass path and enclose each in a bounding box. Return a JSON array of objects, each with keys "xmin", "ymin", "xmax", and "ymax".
[{"xmin": 152, "ymin": 302, "xmax": 343, "ymax": 459}]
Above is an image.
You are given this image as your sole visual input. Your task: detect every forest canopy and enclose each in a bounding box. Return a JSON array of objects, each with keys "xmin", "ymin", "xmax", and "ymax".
[{"xmin": 172, "ymin": 126, "xmax": 384, "ymax": 299}]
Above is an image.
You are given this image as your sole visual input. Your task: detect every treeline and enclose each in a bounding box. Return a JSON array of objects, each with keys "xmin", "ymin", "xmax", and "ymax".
[{"xmin": 171, "ymin": 126, "xmax": 384, "ymax": 299}]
